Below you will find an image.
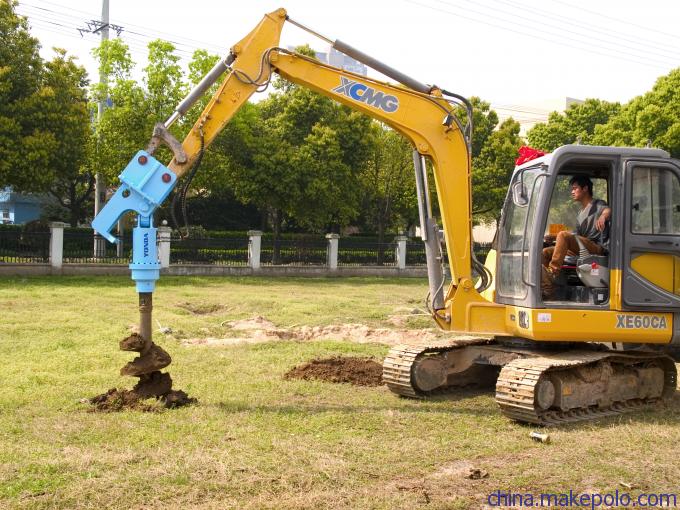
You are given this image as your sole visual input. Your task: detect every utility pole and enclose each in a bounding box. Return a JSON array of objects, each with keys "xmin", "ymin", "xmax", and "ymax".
[
  {"xmin": 93, "ymin": 0, "xmax": 110, "ymax": 258},
  {"xmin": 79, "ymin": 2, "xmax": 124, "ymax": 258}
]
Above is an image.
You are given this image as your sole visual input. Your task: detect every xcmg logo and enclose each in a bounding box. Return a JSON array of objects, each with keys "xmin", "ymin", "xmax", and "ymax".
[{"xmin": 332, "ymin": 77, "xmax": 399, "ymax": 113}]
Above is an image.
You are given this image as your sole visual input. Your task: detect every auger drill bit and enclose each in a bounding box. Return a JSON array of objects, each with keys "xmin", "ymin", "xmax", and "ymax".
[{"xmin": 119, "ymin": 293, "xmax": 173, "ymax": 398}]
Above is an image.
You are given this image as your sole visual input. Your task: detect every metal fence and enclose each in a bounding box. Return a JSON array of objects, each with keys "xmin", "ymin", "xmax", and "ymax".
[
  {"xmin": 406, "ymin": 241, "xmax": 493, "ymax": 266},
  {"xmin": 338, "ymin": 239, "xmax": 396, "ymax": 266},
  {"xmin": 63, "ymin": 231, "xmax": 132, "ymax": 264},
  {"xmin": 0, "ymin": 225, "xmax": 495, "ymax": 269},
  {"xmin": 0, "ymin": 230, "xmax": 50, "ymax": 263},
  {"xmin": 170, "ymin": 236, "xmax": 249, "ymax": 265},
  {"xmin": 260, "ymin": 237, "xmax": 328, "ymax": 266}
]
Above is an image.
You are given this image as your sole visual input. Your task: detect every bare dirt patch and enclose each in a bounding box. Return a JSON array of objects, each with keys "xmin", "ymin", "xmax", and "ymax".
[
  {"xmin": 182, "ymin": 316, "xmax": 473, "ymax": 347},
  {"xmin": 176, "ymin": 301, "xmax": 226, "ymax": 315},
  {"xmin": 225, "ymin": 316, "xmax": 277, "ymax": 330},
  {"xmin": 284, "ymin": 356, "xmax": 383, "ymax": 386}
]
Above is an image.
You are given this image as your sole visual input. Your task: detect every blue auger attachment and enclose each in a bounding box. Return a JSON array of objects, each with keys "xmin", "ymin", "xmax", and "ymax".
[{"xmin": 91, "ymin": 151, "xmax": 178, "ymax": 243}]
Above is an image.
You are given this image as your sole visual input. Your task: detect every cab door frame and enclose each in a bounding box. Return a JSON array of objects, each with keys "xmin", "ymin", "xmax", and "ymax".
[{"xmin": 621, "ymin": 159, "xmax": 680, "ymax": 311}]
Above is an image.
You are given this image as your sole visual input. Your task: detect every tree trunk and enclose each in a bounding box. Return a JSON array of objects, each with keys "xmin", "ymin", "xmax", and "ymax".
[
  {"xmin": 69, "ymin": 185, "xmax": 78, "ymax": 227},
  {"xmin": 377, "ymin": 218, "xmax": 385, "ymax": 266},
  {"xmin": 272, "ymin": 208, "xmax": 282, "ymax": 265}
]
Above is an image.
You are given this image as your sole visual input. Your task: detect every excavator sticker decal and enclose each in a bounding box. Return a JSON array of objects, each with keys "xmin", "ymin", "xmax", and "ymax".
[{"xmin": 333, "ymin": 77, "xmax": 399, "ymax": 113}]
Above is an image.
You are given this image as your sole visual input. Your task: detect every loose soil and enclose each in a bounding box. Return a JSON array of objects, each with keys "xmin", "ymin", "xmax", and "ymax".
[
  {"xmin": 88, "ymin": 388, "xmax": 162, "ymax": 413},
  {"xmin": 284, "ymin": 356, "xmax": 383, "ymax": 386},
  {"xmin": 88, "ymin": 387, "xmax": 197, "ymax": 412}
]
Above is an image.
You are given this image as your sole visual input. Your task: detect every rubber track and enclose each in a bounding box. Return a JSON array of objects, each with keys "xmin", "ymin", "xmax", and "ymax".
[
  {"xmin": 496, "ymin": 351, "xmax": 677, "ymax": 425},
  {"xmin": 382, "ymin": 338, "xmax": 493, "ymax": 398}
]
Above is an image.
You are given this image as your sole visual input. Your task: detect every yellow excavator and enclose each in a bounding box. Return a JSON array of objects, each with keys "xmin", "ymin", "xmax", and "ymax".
[{"xmin": 92, "ymin": 8, "xmax": 679, "ymax": 424}]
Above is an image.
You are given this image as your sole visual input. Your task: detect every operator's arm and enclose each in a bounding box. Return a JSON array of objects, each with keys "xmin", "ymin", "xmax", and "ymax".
[{"xmin": 596, "ymin": 207, "xmax": 611, "ymax": 231}]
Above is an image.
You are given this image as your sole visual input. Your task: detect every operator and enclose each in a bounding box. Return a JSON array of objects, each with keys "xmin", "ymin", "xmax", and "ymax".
[{"xmin": 541, "ymin": 175, "xmax": 611, "ymax": 298}]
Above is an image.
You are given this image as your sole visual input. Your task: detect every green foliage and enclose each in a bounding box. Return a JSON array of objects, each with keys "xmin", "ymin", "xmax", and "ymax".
[
  {"xmin": 41, "ymin": 49, "xmax": 93, "ymax": 226},
  {"xmin": 207, "ymin": 48, "xmax": 374, "ymax": 236},
  {"xmin": 593, "ymin": 68, "xmax": 680, "ymax": 157},
  {"xmin": 0, "ymin": 0, "xmax": 54, "ymax": 191},
  {"xmin": 143, "ymin": 40, "xmax": 186, "ymax": 119},
  {"xmin": 90, "ymin": 38, "xmax": 193, "ymax": 184},
  {"xmin": 454, "ymin": 97, "xmax": 523, "ymax": 224},
  {"xmin": 469, "ymin": 97, "xmax": 500, "ymax": 159},
  {"xmin": 358, "ymin": 123, "xmax": 416, "ymax": 239},
  {"xmin": 527, "ymin": 99, "xmax": 621, "ymax": 151},
  {"xmin": 472, "ymin": 118, "xmax": 522, "ymax": 224},
  {"xmin": 0, "ymin": 2, "xmax": 93, "ymax": 225}
]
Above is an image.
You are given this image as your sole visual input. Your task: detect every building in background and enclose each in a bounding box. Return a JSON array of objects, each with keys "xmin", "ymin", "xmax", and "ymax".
[
  {"xmin": 0, "ymin": 188, "xmax": 48, "ymax": 225},
  {"xmin": 327, "ymin": 47, "xmax": 367, "ymax": 75},
  {"xmin": 494, "ymin": 97, "xmax": 583, "ymax": 136},
  {"xmin": 288, "ymin": 46, "xmax": 368, "ymax": 76}
]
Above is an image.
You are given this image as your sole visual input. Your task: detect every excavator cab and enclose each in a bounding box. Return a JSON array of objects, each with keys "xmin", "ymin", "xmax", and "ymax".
[{"xmin": 495, "ymin": 145, "xmax": 680, "ymax": 314}]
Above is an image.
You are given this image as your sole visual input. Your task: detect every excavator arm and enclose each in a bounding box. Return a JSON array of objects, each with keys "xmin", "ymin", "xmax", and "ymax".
[
  {"xmin": 168, "ymin": 8, "xmax": 503, "ymax": 330},
  {"xmin": 92, "ymin": 8, "xmax": 509, "ymax": 380}
]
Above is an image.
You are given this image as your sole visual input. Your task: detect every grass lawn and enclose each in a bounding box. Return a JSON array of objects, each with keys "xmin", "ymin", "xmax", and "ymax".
[{"xmin": 0, "ymin": 275, "xmax": 678, "ymax": 509}]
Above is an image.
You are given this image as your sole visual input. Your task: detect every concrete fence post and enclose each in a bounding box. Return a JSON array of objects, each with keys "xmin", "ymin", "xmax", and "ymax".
[
  {"xmin": 326, "ymin": 233, "xmax": 339, "ymax": 270},
  {"xmin": 157, "ymin": 223, "xmax": 172, "ymax": 268},
  {"xmin": 395, "ymin": 235, "xmax": 408, "ymax": 270},
  {"xmin": 49, "ymin": 222, "xmax": 66, "ymax": 269},
  {"xmin": 248, "ymin": 230, "xmax": 262, "ymax": 270}
]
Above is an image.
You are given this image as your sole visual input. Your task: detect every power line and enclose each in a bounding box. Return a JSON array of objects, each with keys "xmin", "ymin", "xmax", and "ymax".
[
  {"xmin": 550, "ymin": 0, "xmax": 680, "ymax": 43},
  {"xmin": 400, "ymin": 0, "xmax": 675, "ymax": 70},
  {"xmin": 421, "ymin": 0, "xmax": 679, "ymax": 66},
  {"xmin": 18, "ymin": 1, "xmax": 227, "ymax": 55},
  {"xmin": 17, "ymin": 8, "xmax": 209, "ymax": 63},
  {"xmin": 471, "ymin": 0, "xmax": 680, "ymax": 60}
]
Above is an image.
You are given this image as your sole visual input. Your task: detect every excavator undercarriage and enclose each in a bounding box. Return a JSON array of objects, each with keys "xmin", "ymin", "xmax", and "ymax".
[{"xmin": 383, "ymin": 341, "xmax": 677, "ymax": 425}]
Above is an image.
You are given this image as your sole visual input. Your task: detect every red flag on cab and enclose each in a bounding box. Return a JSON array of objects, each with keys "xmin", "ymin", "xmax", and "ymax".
[{"xmin": 515, "ymin": 146, "xmax": 545, "ymax": 166}]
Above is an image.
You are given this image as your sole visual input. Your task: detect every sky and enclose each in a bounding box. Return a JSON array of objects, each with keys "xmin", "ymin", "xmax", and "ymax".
[{"xmin": 14, "ymin": 0, "xmax": 680, "ymax": 129}]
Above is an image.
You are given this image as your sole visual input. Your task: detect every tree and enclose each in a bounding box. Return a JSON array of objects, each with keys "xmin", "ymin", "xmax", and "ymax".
[
  {"xmin": 593, "ymin": 68, "xmax": 680, "ymax": 157},
  {"xmin": 40, "ymin": 50, "xmax": 93, "ymax": 226},
  {"xmin": 527, "ymin": 98, "xmax": 621, "ymax": 152},
  {"xmin": 89, "ymin": 38, "xmax": 148, "ymax": 182},
  {"xmin": 358, "ymin": 123, "xmax": 416, "ymax": 245},
  {"xmin": 206, "ymin": 46, "xmax": 374, "ymax": 258},
  {"xmin": 453, "ymin": 97, "xmax": 523, "ymax": 224},
  {"xmin": 472, "ymin": 118, "xmax": 522, "ymax": 224},
  {"xmin": 0, "ymin": 0, "xmax": 55, "ymax": 192},
  {"xmin": 0, "ymin": 2, "xmax": 93, "ymax": 225},
  {"xmin": 91, "ymin": 38, "xmax": 188, "ymax": 184},
  {"xmin": 468, "ymin": 97, "xmax": 500, "ymax": 159}
]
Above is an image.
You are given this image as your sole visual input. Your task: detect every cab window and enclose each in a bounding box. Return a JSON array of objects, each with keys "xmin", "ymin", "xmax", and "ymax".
[{"xmin": 631, "ymin": 167, "xmax": 680, "ymax": 235}]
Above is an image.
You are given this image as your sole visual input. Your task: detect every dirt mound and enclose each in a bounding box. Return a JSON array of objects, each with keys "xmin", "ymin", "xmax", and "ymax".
[
  {"xmin": 88, "ymin": 388, "xmax": 162, "ymax": 412},
  {"xmin": 284, "ymin": 356, "xmax": 383, "ymax": 386},
  {"xmin": 88, "ymin": 387, "xmax": 196, "ymax": 412},
  {"xmin": 226, "ymin": 316, "xmax": 278, "ymax": 330}
]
